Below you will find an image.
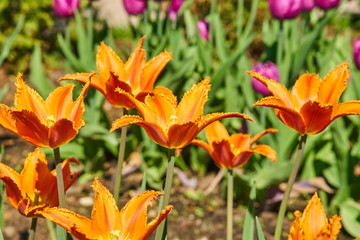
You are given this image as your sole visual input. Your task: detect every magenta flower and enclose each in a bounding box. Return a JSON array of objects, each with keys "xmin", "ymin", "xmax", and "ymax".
[
  {"xmin": 168, "ymin": 0, "xmax": 183, "ymax": 21},
  {"xmin": 53, "ymin": 0, "xmax": 79, "ymax": 17},
  {"xmin": 123, "ymin": 0, "xmax": 147, "ymax": 15},
  {"xmin": 251, "ymin": 62, "xmax": 280, "ymax": 96},
  {"xmin": 268, "ymin": 0, "xmax": 301, "ymax": 20},
  {"xmin": 302, "ymin": 0, "xmax": 316, "ymax": 11},
  {"xmin": 197, "ymin": 20, "xmax": 209, "ymax": 41},
  {"xmin": 315, "ymin": 0, "xmax": 341, "ymax": 9},
  {"xmin": 354, "ymin": 37, "xmax": 360, "ymax": 70}
]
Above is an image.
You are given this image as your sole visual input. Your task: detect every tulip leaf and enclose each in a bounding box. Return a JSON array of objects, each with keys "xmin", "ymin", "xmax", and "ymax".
[
  {"xmin": 57, "ymin": 33, "xmax": 82, "ymax": 71},
  {"xmin": 243, "ymin": 183, "xmax": 256, "ymax": 239},
  {"xmin": 0, "ymin": 84, "xmax": 9, "ymax": 102},
  {"xmin": 340, "ymin": 199, "xmax": 360, "ymax": 237},
  {"xmin": 255, "ymin": 217, "xmax": 265, "ymax": 240},
  {"xmin": 212, "ymin": 12, "xmax": 229, "ymax": 62}
]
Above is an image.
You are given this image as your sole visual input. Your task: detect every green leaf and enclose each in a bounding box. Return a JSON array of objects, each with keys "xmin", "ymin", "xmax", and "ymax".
[
  {"xmin": 212, "ymin": 12, "xmax": 229, "ymax": 62},
  {"xmin": 0, "ymin": 84, "xmax": 9, "ymax": 102},
  {"xmin": 243, "ymin": 183, "xmax": 256, "ymax": 239},
  {"xmin": 255, "ymin": 217, "xmax": 265, "ymax": 240},
  {"xmin": 57, "ymin": 33, "xmax": 82, "ymax": 71},
  {"xmin": 340, "ymin": 199, "xmax": 360, "ymax": 237}
]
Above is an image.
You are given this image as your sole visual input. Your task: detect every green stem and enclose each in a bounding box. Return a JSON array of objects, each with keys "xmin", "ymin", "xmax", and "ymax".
[
  {"xmin": 274, "ymin": 134, "xmax": 307, "ymax": 240},
  {"xmin": 114, "ymin": 108, "xmax": 128, "ymax": 208},
  {"xmin": 227, "ymin": 170, "xmax": 233, "ymax": 240},
  {"xmin": 46, "ymin": 219, "xmax": 56, "ymax": 240},
  {"xmin": 28, "ymin": 190, "xmax": 40, "ymax": 240},
  {"xmin": 276, "ymin": 20, "xmax": 283, "ymax": 67},
  {"xmin": 154, "ymin": 149, "xmax": 176, "ymax": 240},
  {"xmin": 53, "ymin": 148, "xmax": 66, "ymax": 240}
]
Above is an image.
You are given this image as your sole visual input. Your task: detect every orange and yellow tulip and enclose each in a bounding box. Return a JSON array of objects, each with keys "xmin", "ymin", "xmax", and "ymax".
[
  {"xmin": 110, "ymin": 77, "xmax": 253, "ymax": 149},
  {"xmin": 288, "ymin": 192, "xmax": 342, "ymax": 240},
  {"xmin": 59, "ymin": 36, "xmax": 172, "ymax": 109},
  {"xmin": 0, "ymin": 148, "xmax": 79, "ymax": 217},
  {"xmin": 0, "ymin": 73, "xmax": 90, "ymax": 148},
  {"xmin": 249, "ymin": 62, "xmax": 360, "ymax": 135},
  {"xmin": 191, "ymin": 121, "xmax": 277, "ymax": 169},
  {"xmin": 38, "ymin": 178, "xmax": 173, "ymax": 240}
]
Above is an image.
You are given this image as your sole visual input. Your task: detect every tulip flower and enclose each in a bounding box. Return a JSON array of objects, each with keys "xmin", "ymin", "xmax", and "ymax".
[
  {"xmin": 249, "ymin": 62, "xmax": 360, "ymax": 135},
  {"xmin": 38, "ymin": 178, "xmax": 173, "ymax": 240},
  {"xmin": 197, "ymin": 20, "xmax": 209, "ymax": 41},
  {"xmin": 123, "ymin": 0, "xmax": 147, "ymax": 15},
  {"xmin": 288, "ymin": 192, "xmax": 341, "ymax": 240},
  {"xmin": 110, "ymin": 77, "xmax": 253, "ymax": 149},
  {"xmin": 353, "ymin": 37, "xmax": 360, "ymax": 70},
  {"xmin": 168, "ymin": 0, "xmax": 183, "ymax": 21},
  {"xmin": 59, "ymin": 36, "xmax": 172, "ymax": 110},
  {"xmin": 268, "ymin": 0, "xmax": 301, "ymax": 20},
  {"xmin": 0, "ymin": 148, "xmax": 79, "ymax": 217},
  {"xmin": 315, "ymin": 0, "xmax": 341, "ymax": 10},
  {"xmin": 192, "ymin": 121, "xmax": 277, "ymax": 169},
  {"xmin": 302, "ymin": 0, "xmax": 316, "ymax": 11},
  {"xmin": 0, "ymin": 73, "xmax": 90, "ymax": 149},
  {"xmin": 251, "ymin": 61, "xmax": 280, "ymax": 96},
  {"xmin": 53, "ymin": 0, "xmax": 79, "ymax": 17}
]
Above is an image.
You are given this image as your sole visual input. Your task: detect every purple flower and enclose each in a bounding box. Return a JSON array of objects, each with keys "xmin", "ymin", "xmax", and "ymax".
[
  {"xmin": 168, "ymin": 0, "xmax": 183, "ymax": 21},
  {"xmin": 302, "ymin": 0, "xmax": 316, "ymax": 11},
  {"xmin": 353, "ymin": 37, "xmax": 360, "ymax": 70},
  {"xmin": 123, "ymin": 0, "xmax": 147, "ymax": 15},
  {"xmin": 53, "ymin": 0, "xmax": 79, "ymax": 17},
  {"xmin": 251, "ymin": 62, "xmax": 280, "ymax": 96},
  {"xmin": 197, "ymin": 20, "xmax": 209, "ymax": 41},
  {"xmin": 315, "ymin": 0, "xmax": 341, "ymax": 10},
  {"xmin": 268, "ymin": 0, "xmax": 301, "ymax": 20}
]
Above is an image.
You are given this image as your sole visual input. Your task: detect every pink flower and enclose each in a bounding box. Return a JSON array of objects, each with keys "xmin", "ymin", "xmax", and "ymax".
[
  {"xmin": 197, "ymin": 20, "xmax": 209, "ymax": 41},
  {"xmin": 168, "ymin": 0, "xmax": 183, "ymax": 21},
  {"xmin": 353, "ymin": 37, "xmax": 360, "ymax": 70},
  {"xmin": 53, "ymin": 0, "xmax": 79, "ymax": 17},
  {"xmin": 315, "ymin": 0, "xmax": 341, "ymax": 10},
  {"xmin": 302, "ymin": 0, "xmax": 316, "ymax": 11},
  {"xmin": 268, "ymin": 0, "xmax": 301, "ymax": 20},
  {"xmin": 251, "ymin": 62, "xmax": 280, "ymax": 96},
  {"xmin": 123, "ymin": 0, "xmax": 147, "ymax": 15}
]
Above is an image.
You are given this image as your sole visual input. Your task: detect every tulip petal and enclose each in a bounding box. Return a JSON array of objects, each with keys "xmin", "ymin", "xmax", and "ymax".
[
  {"xmin": 140, "ymin": 51, "xmax": 172, "ymax": 92},
  {"xmin": 318, "ymin": 62, "xmax": 349, "ymax": 105},
  {"xmin": 275, "ymin": 109, "xmax": 306, "ymax": 135},
  {"xmin": 292, "ymin": 73, "xmax": 320, "ymax": 108},
  {"xmin": 119, "ymin": 190, "xmax": 172, "ymax": 240},
  {"xmin": 143, "ymin": 93, "xmax": 175, "ymax": 129},
  {"xmin": 168, "ymin": 122, "xmax": 200, "ymax": 148},
  {"xmin": 91, "ymin": 178, "xmax": 121, "ymax": 238},
  {"xmin": 67, "ymin": 81, "xmax": 90, "ymax": 130},
  {"xmin": 251, "ymin": 144, "xmax": 277, "ymax": 162},
  {"xmin": 248, "ymin": 71, "xmax": 293, "ymax": 107},
  {"xmin": 153, "ymin": 86, "xmax": 178, "ymax": 105},
  {"xmin": 46, "ymin": 83, "xmax": 76, "ymax": 120},
  {"xmin": 191, "ymin": 139, "xmax": 215, "ymax": 161},
  {"xmin": 0, "ymin": 104, "xmax": 18, "ymax": 134},
  {"xmin": 211, "ymin": 140, "xmax": 236, "ymax": 168},
  {"xmin": 58, "ymin": 72, "xmax": 104, "ymax": 95},
  {"xmin": 125, "ymin": 36, "xmax": 146, "ymax": 87},
  {"xmin": 0, "ymin": 163, "xmax": 22, "ymax": 208},
  {"xmin": 176, "ymin": 78, "xmax": 211, "ymax": 123},
  {"xmin": 332, "ymin": 101, "xmax": 360, "ymax": 119},
  {"xmin": 231, "ymin": 151, "xmax": 253, "ymax": 169},
  {"xmin": 250, "ymin": 128, "xmax": 278, "ymax": 146},
  {"xmin": 199, "ymin": 112, "xmax": 254, "ymax": 131},
  {"xmin": 106, "ymin": 71, "xmax": 133, "ymax": 108},
  {"xmin": 97, "ymin": 41, "xmax": 126, "ymax": 84},
  {"xmin": 204, "ymin": 120, "xmax": 230, "ymax": 145},
  {"xmin": 300, "ymin": 101, "xmax": 333, "ymax": 135},
  {"xmin": 228, "ymin": 134, "xmax": 251, "ymax": 152},
  {"xmin": 12, "ymin": 110, "xmax": 49, "ymax": 148},
  {"xmin": 39, "ymin": 207, "xmax": 94, "ymax": 239},
  {"xmin": 20, "ymin": 149, "xmax": 42, "ymax": 201},
  {"xmin": 49, "ymin": 119, "xmax": 77, "ymax": 149},
  {"xmin": 14, "ymin": 73, "xmax": 48, "ymax": 122},
  {"xmin": 110, "ymin": 115, "xmax": 144, "ymax": 132}
]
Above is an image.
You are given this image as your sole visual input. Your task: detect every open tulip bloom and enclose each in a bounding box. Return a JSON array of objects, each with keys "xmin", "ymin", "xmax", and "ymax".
[
  {"xmin": 288, "ymin": 192, "xmax": 341, "ymax": 240},
  {"xmin": 59, "ymin": 36, "xmax": 172, "ymax": 110},
  {"xmin": 0, "ymin": 148, "xmax": 79, "ymax": 217},
  {"xmin": 191, "ymin": 121, "xmax": 277, "ymax": 169},
  {"xmin": 0, "ymin": 73, "xmax": 90, "ymax": 149},
  {"xmin": 249, "ymin": 62, "xmax": 360, "ymax": 135},
  {"xmin": 38, "ymin": 178, "xmax": 173, "ymax": 240},
  {"xmin": 110, "ymin": 77, "xmax": 253, "ymax": 149}
]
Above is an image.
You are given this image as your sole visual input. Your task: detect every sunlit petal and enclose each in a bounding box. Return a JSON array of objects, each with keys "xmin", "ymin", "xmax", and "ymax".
[
  {"xmin": 275, "ymin": 109, "xmax": 306, "ymax": 135},
  {"xmin": 46, "ymin": 84, "xmax": 76, "ymax": 120},
  {"xmin": 228, "ymin": 134, "xmax": 251, "ymax": 152},
  {"xmin": 168, "ymin": 122, "xmax": 199, "ymax": 148},
  {"xmin": 58, "ymin": 72, "xmax": 104, "ymax": 95},
  {"xmin": 191, "ymin": 139, "xmax": 215, "ymax": 161},
  {"xmin": 332, "ymin": 101, "xmax": 360, "ymax": 119},
  {"xmin": 250, "ymin": 128, "xmax": 278, "ymax": 146},
  {"xmin": 292, "ymin": 73, "xmax": 320, "ymax": 108},
  {"xmin": 67, "ymin": 80, "xmax": 90, "ymax": 129},
  {"xmin": 110, "ymin": 115, "xmax": 144, "ymax": 132},
  {"xmin": 49, "ymin": 119, "xmax": 77, "ymax": 149},
  {"xmin": 251, "ymin": 145, "xmax": 277, "ymax": 162},
  {"xmin": 125, "ymin": 36, "xmax": 146, "ymax": 87},
  {"xmin": 0, "ymin": 164, "xmax": 22, "ymax": 209},
  {"xmin": 199, "ymin": 112, "xmax": 254, "ymax": 131},
  {"xmin": 299, "ymin": 101, "xmax": 333, "ymax": 135},
  {"xmin": 204, "ymin": 120, "xmax": 230, "ymax": 145},
  {"xmin": 0, "ymin": 104, "xmax": 18, "ymax": 134}
]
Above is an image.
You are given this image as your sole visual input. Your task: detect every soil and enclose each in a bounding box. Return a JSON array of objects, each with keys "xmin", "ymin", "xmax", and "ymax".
[{"xmin": 0, "ymin": 68, "xmax": 353, "ymax": 240}]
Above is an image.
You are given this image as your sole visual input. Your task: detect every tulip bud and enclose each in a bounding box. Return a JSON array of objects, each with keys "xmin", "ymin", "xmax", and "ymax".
[
  {"xmin": 251, "ymin": 62, "xmax": 280, "ymax": 95},
  {"xmin": 315, "ymin": 0, "xmax": 341, "ymax": 10},
  {"xmin": 53, "ymin": 0, "xmax": 79, "ymax": 17},
  {"xmin": 268, "ymin": 0, "xmax": 301, "ymax": 20},
  {"xmin": 353, "ymin": 37, "xmax": 360, "ymax": 70},
  {"xmin": 197, "ymin": 20, "xmax": 209, "ymax": 41},
  {"xmin": 123, "ymin": 0, "xmax": 147, "ymax": 15},
  {"xmin": 168, "ymin": 0, "xmax": 183, "ymax": 21},
  {"xmin": 302, "ymin": 0, "xmax": 316, "ymax": 11}
]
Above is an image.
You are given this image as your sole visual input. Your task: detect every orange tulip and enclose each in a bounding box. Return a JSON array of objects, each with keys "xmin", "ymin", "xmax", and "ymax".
[
  {"xmin": 249, "ymin": 62, "xmax": 360, "ymax": 135},
  {"xmin": 288, "ymin": 192, "xmax": 342, "ymax": 240},
  {"xmin": 0, "ymin": 148, "xmax": 79, "ymax": 217},
  {"xmin": 38, "ymin": 178, "xmax": 173, "ymax": 240},
  {"xmin": 191, "ymin": 121, "xmax": 277, "ymax": 169},
  {"xmin": 59, "ymin": 36, "xmax": 172, "ymax": 109},
  {"xmin": 0, "ymin": 73, "xmax": 90, "ymax": 149},
  {"xmin": 110, "ymin": 77, "xmax": 254, "ymax": 149}
]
